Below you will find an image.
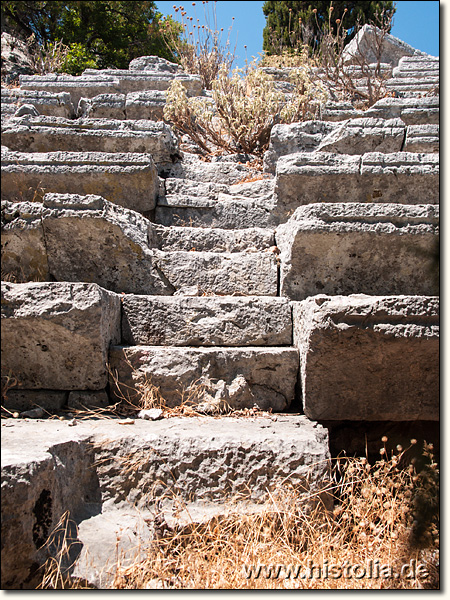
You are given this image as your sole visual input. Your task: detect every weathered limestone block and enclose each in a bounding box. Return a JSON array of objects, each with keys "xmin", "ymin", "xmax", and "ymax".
[
  {"xmin": 150, "ymin": 224, "xmax": 275, "ymax": 252},
  {"xmin": 125, "ymin": 90, "xmax": 167, "ymax": 120},
  {"xmin": 393, "ymin": 55, "xmax": 439, "ymax": 77},
  {"xmin": 40, "ymin": 194, "xmax": 171, "ymax": 295},
  {"xmin": 151, "ymin": 250, "xmax": 278, "ymax": 296},
  {"xmin": 1, "ymin": 281, "xmax": 121, "ymax": 390},
  {"xmin": 19, "ymin": 73, "xmax": 123, "ymax": 108},
  {"xmin": 274, "ymin": 152, "xmax": 439, "ymax": 213},
  {"xmin": 263, "ymin": 121, "xmax": 336, "ymax": 173},
  {"xmin": 167, "ymin": 153, "xmax": 259, "ymax": 184},
  {"xmin": 1, "ymin": 423, "xmax": 100, "ymax": 589},
  {"xmin": 1, "ymin": 116, "xmax": 180, "ymax": 169},
  {"xmin": 121, "ymin": 296, "xmax": 292, "ymax": 346},
  {"xmin": 404, "ymin": 124, "xmax": 439, "ymax": 153},
  {"xmin": 1, "ymin": 150, "xmax": 159, "ymax": 213},
  {"xmin": 1, "ymin": 390, "xmax": 67, "ymax": 412},
  {"xmin": 320, "ymin": 100, "xmax": 364, "ymax": 122},
  {"xmin": 81, "ymin": 68, "xmax": 203, "ymax": 95},
  {"xmin": 317, "ymin": 118, "xmax": 405, "ymax": 154},
  {"xmin": 365, "ymin": 96, "xmax": 439, "ymax": 124},
  {"xmin": 276, "ymin": 203, "xmax": 439, "ymax": 300},
  {"xmin": 78, "ymin": 93, "xmax": 126, "ymax": 119},
  {"xmin": 1, "ymin": 88, "xmax": 75, "ymax": 118},
  {"xmin": 157, "ymin": 176, "xmax": 277, "ymax": 229},
  {"xmin": 1, "ymin": 416, "xmax": 330, "ymax": 587},
  {"xmin": 1, "ymin": 201, "xmax": 49, "ymax": 282},
  {"xmin": 67, "ymin": 390, "xmax": 110, "ymax": 410},
  {"xmin": 359, "ymin": 152, "xmax": 439, "ymax": 203},
  {"xmin": 342, "ymin": 24, "xmax": 426, "ymax": 66},
  {"xmin": 155, "ymin": 196, "xmax": 277, "ymax": 229},
  {"xmin": 128, "ymin": 55, "xmax": 181, "ymax": 73},
  {"xmin": 385, "ymin": 77, "xmax": 439, "ymax": 97},
  {"xmin": 109, "ymin": 345, "xmax": 299, "ymax": 411},
  {"xmin": 293, "ymin": 294, "xmax": 439, "ymax": 421}
]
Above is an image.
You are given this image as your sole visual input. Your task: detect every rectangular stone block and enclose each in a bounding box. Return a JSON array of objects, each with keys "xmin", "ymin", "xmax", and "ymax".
[
  {"xmin": 1, "ymin": 201, "xmax": 49, "ymax": 282},
  {"xmin": 1, "ymin": 150, "xmax": 159, "ymax": 213},
  {"xmin": 1, "ymin": 88, "xmax": 75, "ymax": 118},
  {"xmin": 125, "ymin": 90, "xmax": 167, "ymax": 120},
  {"xmin": 152, "ymin": 250, "xmax": 278, "ymax": 296},
  {"xmin": 365, "ymin": 97, "xmax": 439, "ymax": 124},
  {"xmin": 109, "ymin": 345, "xmax": 299, "ymax": 411},
  {"xmin": 293, "ymin": 294, "xmax": 439, "ymax": 420},
  {"xmin": 1, "ymin": 390, "xmax": 67, "ymax": 412},
  {"xmin": 316, "ymin": 118, "xmax": 405, "ymax": 154},
  {"xmin": 274, "ymin": 152, "xmax": 439, "ymax": 214},
  {"xmin": 276, "ymin": 203, "xmax": 439, "ymax": 299},
  {"xmin": 1, "ymin": 281, "xmax": 121, "ymax": 390},
  {"xmin": 150, "ymin": 224, "xmax": 274, "ymax": 252},
  {"xmin": 404, "ymin": 124, "xmax": 439, "ymax": 153},
  {"xmin": 121, "ymin": 296, "xmax": 292, "ymax": 346},
  {"xmin": 1, "ymin": 116, "xmax": 179, "ymax": 169},
  {"xmin": 78, "ymin": 94, "xmax": 126, "ymax": 119},
  {"xmin": 20, "ymin": 71, "xmax": 202, "ymax": 106}
]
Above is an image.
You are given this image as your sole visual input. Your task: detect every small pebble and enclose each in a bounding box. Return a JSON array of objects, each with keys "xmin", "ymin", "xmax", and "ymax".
[
  {"xmin": 68, "ymin": 418, "xmax": 77, "ymax": 427},
  {"xmin": 138, "ymin": 409, "xmax": 164, "ymax": 421}
]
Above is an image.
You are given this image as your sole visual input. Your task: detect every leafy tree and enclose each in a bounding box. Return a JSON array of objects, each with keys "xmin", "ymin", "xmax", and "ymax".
[
  {"xmin": 262, "ymin": 1, "xmax": 396, "ymax": 55},
  {"xmin": 1, "ymin": 1, "xmax": 182, "ymax": 73}
]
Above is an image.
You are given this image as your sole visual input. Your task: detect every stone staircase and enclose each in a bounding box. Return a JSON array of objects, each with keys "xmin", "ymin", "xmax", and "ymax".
[{"xmin": 1, "ymin": 30, "xmax": 439, "ymax": 589}]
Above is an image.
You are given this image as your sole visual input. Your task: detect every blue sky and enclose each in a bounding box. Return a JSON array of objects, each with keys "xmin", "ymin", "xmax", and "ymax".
[{"xmin": 156, "ymin": 1, "xmax": 440, "ymax": 69}]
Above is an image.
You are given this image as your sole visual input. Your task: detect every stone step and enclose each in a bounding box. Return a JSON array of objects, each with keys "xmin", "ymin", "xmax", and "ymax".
[
  {"xmin": 166, "ymin": 153, "xmax": 263, "ymax": 185},
  {"xmin": 1, "ymin": 88, "xmax": 76, "ymax": 119},
  {"xmin": 1, "ymin": 116, "xmax": 180, "ymax": 170},
  {"xmin": 149, "ymin": 224, "xmax": 275, "ymax": 252},
  {"xmin": 293, "ymin": 294, "xmax": 439, "ymax": 421},
  {"xmin": 78, "ymin": 90, "xmax": 167, "ymax": 121},
  {"xmin": 1, "ymin": 281, "xmax": 121, "ymax": 393},
  {"xmin": 1, "ymin": 150, "xmax": 159, "ymax": 213},
  {"xmin": 316, "ymin": 117, "xmax": 405, "ymax": 154},
  {"xmin": 1, "ymin": 416, "xmax": 331, "ymax": 588},
  {"xmin": 121, "ymin": 295, "xmax": 292, "ymax": 347},
  {"xmin": 320, "ymin": 101, "xmax": 364, "ymax": 122},
  {"xmin": 109, "ymin": 345, "xmax": 299, "ymax": 412},
  {"xmin": 274, "ymin": 152, "xmax": 439, "ymax": 214},
  {"xmin": 404, "ymin": 124, "xmax": 439, "ymax": 153},
  {"xmin": 19, "ymin": 70, "xmax": 202, "ymax": 109},
  {"xmin": 276, "ymin": 203, "xmax": 439, "ymax": 300},
  {"xmin": 365, "ymin": 96, "xmax": 439, "ymax": 124},
  {"xmin": 1, "ymin": 195, "xmax": 278, "ymax": 296},
  {"xmin": 156, "ymin": 175, "xmax": 277, "ymax": 229}
]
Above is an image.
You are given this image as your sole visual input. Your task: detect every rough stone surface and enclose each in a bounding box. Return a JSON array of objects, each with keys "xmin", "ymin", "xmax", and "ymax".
[
  {"xmin": 167, "ymin": 153, "xmax": 260, "ymax": 185},
  {"xmin": 1, "ymin": 416, "xmax": 330, "ymax": 588},
  {"xmin": 1, "ymin": 200, "xmax": 50, "ymax": 282},
  {"xmin": 274, "ymin": 152, "xmax": 439, "ymax": 214},
  {"xmin": 150, "ymin": 224, "xmax": 275, "ymax": 252},
  {"xmin": 1, "ymin": 150, "xmax": 160, "ymax": 213},
  {"xmin": 1, "ymin": 32, "xmax": 35, "ymax": 84},
  {"xmin": 78, "ymin": 93, "xmax": 126, "ymax": 119},
  {"xmin": 19, "ymin": 70, "xmax": 202, "ymax": 107},
  {"xmin": 263, "ymin": 121, "xmax": 336, "ymax": 173},
  {"xmin": 125, "ymin": 90, "xmax": 167, "ymax": 120},
  {"xmin": 1, "ymin": 390, "xmax": 67, "ymax": 412},
  {"xmin": 293, "ymin": 294, "xmax": 439, "ymax": 421},
  {"xmin": 317, "ymin": 118, "xmax": 405, "ymax": 154},
  {"xmin": 276, "ymin": 203, "xmax": 439, "ymax": 299},
  {"xmin": 320, "ymin": 101, "xmax": 364, "ymax": 122},
  {"xmin": 121, "ymin": 296, "xmax": 292, "ymax": 346},
  {"xmin": 365, "ymin": 96, "xmax": 439, "ymax": 124},
  {"xmin": 342, "ymin": 24, "xmax": 427, "ymax": 66},
  {"xmin": 67, "ymin": 390, "xmax": 110, "ymax": 410},
  {"xmin": 404, "ymin": 124, "xmax": 439, "ymax": 153},
  {"xmin": 128, "ymin": 56, "xmax": 181, "ymax": 73},
  {"xmin": 40, "ymin": 194, "xmax": 171, "ymax": 295},
  {"xmin": 1, "ymin": 88, "xmax": 75, "ymax": 118},
  {"xmin": 151, "ymin": 250, "xmax": 278, "ymax": 296},
  {"xmin": 1, "ymin": 116, "xmax": 180, "ymax": 169},
  {"xmin": 109, "ymin": 346, "xmax": 299, "ymax": 411},
  {"xmin": 1, "ymin": 281, "xmax": 121, "ymax": 390}
]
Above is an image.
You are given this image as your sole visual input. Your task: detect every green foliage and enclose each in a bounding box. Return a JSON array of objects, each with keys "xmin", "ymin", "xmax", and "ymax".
[
  {"xmin": 262, "ymin": 1, "xmax": 396, "ymax": 55},
  {"xmin": 1, "ymin": 1, "xmax": 182, "ymax": 74}
]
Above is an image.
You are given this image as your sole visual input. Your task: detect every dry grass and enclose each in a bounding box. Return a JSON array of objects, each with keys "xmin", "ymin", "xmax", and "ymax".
[{"xmin": 110, "ymin": 440, "xmax": 438, "ymax": 590}]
